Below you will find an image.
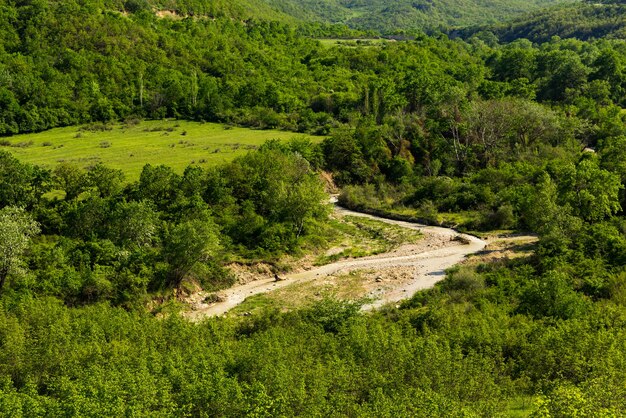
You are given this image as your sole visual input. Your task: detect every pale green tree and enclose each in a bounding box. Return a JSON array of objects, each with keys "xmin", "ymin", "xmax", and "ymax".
[
  {"xmin": 163, "ymin": 218, "xmax": 220, "ymax": 286},
  {"xmin": 563, "ymin": 157, "xmax": 622, "ymax": 222},
  {"xmin": 0, "ymin": 206, "xmax": 40, "ymax": 293}
]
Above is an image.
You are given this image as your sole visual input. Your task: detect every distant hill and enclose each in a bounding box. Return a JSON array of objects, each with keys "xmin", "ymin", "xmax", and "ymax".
[
  {"xmin": 105, "ymin": 0, "xmax": 293, "ymax": 20},
  {"xmin": 54, "ymin": 0, "xmax": 578, "ymax": 34},
  {"xmin": 457, "ymin": 3, "xmax": 626, "ymax": 43},
  {"xmin": 262, "ymin": 0, "xmax": 573, "ymax": 33}
]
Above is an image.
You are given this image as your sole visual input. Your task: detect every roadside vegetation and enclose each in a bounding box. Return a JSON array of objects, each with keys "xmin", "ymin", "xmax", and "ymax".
[{"xmin": 0, "ymin": 138, "xmax": 329, "ymax": 307}]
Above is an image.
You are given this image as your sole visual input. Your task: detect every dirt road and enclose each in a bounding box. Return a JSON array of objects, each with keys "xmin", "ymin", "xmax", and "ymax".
[{"xmin": 184, "ymin": 202, "xmax": 487, "ymax": 321}]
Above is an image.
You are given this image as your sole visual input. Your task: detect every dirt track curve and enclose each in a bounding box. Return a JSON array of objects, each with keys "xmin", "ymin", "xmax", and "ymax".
[{"xmin": 184, "ymin": 202, "xmax": 487, "ymax": 321}]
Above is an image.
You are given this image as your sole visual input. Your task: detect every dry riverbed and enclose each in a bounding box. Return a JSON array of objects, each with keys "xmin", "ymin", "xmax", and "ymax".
[{"xmin": 181, "ymin": 202, "xmax": 506, "ymax": 321}]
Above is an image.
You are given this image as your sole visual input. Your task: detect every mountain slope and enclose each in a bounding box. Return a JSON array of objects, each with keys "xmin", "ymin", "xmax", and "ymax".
[
  {"xmin": 43, "ymin": 0, "xmax": 578, "ymax": 34},
  {"xmin": 115, "ymin": 0, "xmax": 293, "ymax": 20},
  {"xmin": 264, "ymin": 0, "xmax": 574, "ymax": 33},
  {"xmin": 458, "ymin": 3, "xmax": 626, "ymax": 43}
]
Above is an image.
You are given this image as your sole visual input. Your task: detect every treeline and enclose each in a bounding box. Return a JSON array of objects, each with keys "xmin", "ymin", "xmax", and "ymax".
[{"xmin": 0, "ymin": 139, "xmax": 327, "ymax": 307}]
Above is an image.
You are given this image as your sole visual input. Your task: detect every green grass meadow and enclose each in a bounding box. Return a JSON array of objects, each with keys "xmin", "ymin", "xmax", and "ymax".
[
  {"xmin": 2, "ymin": 120, "xmax": 321, "ymax": 180},
  {"xmin": 317, "ymin": 38, "xmax": 391, "ymax": 48}
]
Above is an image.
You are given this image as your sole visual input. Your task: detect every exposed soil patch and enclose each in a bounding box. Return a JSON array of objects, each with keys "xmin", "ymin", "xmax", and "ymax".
[
  {"xmin": 226, "ymin": 262, "xmax": 275, "ymax": 285},
  {"xmin": 155, "ymin": 10, "xmax": 182, "ymax": 19}
]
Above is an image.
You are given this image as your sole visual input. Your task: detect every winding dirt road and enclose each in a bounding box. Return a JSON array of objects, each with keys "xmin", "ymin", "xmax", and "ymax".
[{"xmin": 184, "ymin": 202, "xmax": 487, "ymax": 321}]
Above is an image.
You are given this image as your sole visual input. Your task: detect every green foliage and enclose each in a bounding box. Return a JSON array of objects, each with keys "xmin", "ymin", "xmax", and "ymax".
[
  {"xmin": 0, "ymin": 142, "xmax": 330, "ymax": 303},
  {"xmin": 1, "ymin": 3, "xmax": 626, "ymax": 416},
  {"xmin": 518, "ymin": 271, "xmax": 589, "ymax": 320},
  {"xmin": 462, "ymin": 3, "xmax": 626, "ymax": 43},
  {"xmin": 0, "ymin": 207, "xmax": 40, "ymax": 292},
  {"xmin": 86, "ymin": 163, "xmax": 125, "ymax": 198},
  {"xmin": 108, "ymin": 200, "xmax": 159, "ymax": 248},
  {"xmin": 301, "ymin": 297, "xmax": 361, "ymax": 333},
  {"xmin": 2, "ymin": 252, "xmax": 626, "ymax": 416},
  {"xmin": 52, "ymin": 163, "xmax": 89, "ymax": 201},
  {"xmin": 268, "ymin": 0, "xmax": 567, "ymax": 33},
  {"xmin": 441, "ymin": 266, "xmax": 486, "ymax": 297},
  {"xmin": 218, "ymin": 146, "xmax": 329, "ymax": 255},
  {"xmin": 561, "ymin": 157, "xmax": 623, "ymax": 223},
  {"xmin": 0, "ymin": 151, "xmax": 49, "ymax": 209},
  {"xmin": 163, "ymin": 218, "xmax": 220, "ymax": 287}
]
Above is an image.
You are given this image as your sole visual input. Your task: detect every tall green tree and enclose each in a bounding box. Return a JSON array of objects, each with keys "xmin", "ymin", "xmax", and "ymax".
[
  {"xmin": 0, "ymin": 151, "xmax": 50, "ymax": 208},
  {"xmin": 53, "ymin": 163, "xmax": 89, "ymax": 201},
  {"xmin": 562, "ymin": 157, "xmax": 622, "ymax": 222}
]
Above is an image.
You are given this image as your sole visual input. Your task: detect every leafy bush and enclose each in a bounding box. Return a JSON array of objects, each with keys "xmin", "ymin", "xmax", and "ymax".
[{"xmin": 301, "ymin": 298, "xmax": 361, "ymax": 333}]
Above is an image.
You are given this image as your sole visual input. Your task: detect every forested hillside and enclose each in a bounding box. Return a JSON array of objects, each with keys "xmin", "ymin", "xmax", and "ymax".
[
  {"xmin": 2, "ymin": 0, "xmax": 626, "ymax": 416},
  {"xmin": 84, "ymin": 0, "xmax": 291, "ymax": 20},
  {"xmin": 264, "ymin": 0, "xmax": 571, "ymax": 33},
  {"xmin": 458, "ymin": 2, "xmax": 626, "ymax": 43},
  {"xmin": 0, "ymin": 0, "xmax": 315, "ymax": 135},
  {"xmin": 2, "ymin": 0, "xmax": 625, "ymax": 137}
]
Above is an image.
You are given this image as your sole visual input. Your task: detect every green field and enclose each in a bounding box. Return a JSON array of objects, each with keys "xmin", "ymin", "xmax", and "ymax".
[
  {"xmin": 2, "ymin": 120, "xmax": 321, "ymax": 180},
  {"xmin": 317, "ymin": 38, "xmax": 391, "ymax": 47}
]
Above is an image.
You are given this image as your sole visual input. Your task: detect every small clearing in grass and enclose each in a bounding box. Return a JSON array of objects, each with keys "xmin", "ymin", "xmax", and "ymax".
[
  {"xmin": 314, "ymin": 215, "xmax": 424, "ymax": 265},
  {"xmin": 231, "ymin": 267, "xmax": 416, "ymax": 315},
  {"xmin": 317, "ymin": 38, "xmax": 392, "ymax": 48},
  {"xmin": 4, "ymin": 120, "xmax": 321, "ymax": 181}
]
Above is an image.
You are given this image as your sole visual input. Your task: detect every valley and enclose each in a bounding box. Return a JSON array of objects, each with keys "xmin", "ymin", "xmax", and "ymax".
[{"xmin": 1, "ymin": 0, "xmax": 626, "ymax": 416}]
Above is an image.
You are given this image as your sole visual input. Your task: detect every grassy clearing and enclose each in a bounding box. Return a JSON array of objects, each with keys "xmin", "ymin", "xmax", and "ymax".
[
  {"xmin": 315, "ymin": 215, "xmax": 423, "ymax": 265},
  {"xmin": 2, "ymin": 120, "xmax": 321, "ymax": 180},
  {"xmin": 232, "ymin": 270, "xmax": 370, "ymax": 314},
  {"xmin": 317, "ymin": 38, "xmax": 391, "ymax": 47},
  {"xmin": 465, "ymin": 236, "xmax": 537, "ymax": 266},
  {"xmin": 504, "ymin": 396, "xmax": 536, "ymax": 417}
]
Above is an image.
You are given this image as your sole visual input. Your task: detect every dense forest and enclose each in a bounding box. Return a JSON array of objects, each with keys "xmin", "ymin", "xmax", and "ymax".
[
  {"xmin": 2, "ymin": 0, "xmax": 626, "ymax": 415},
  {"xmin": 456, "ymin": 2, "xmax": 626, "ymax": 43},
  {"xmin": 263, "ymin": 0, "xmax": 570, "ymax": 33}
]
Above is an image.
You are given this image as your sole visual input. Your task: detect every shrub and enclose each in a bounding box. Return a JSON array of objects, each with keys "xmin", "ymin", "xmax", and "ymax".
[
  {"xmin": 301, "ymin": 298, "xmax": 361, "ymax": 333},
  {"xmin": 481, "ymin": 203, "xmax": 517, "ymax": 230},
  {"xmin": 517, "ymin": 271, "xmax": 589, "ymax": 320},
  {"xmin": 441, "ymin": 266, "xmax": 485, "ymax": 294},
  {"xmin": 80, "ymin": 123, "xmax": 112, "ymax": 132},
  {"xmin": 417, "ymin": 200, "xmax": 439, "ymax": 224},
  {"xmin": 123, "ymin": 116, "xmax": 142, "ymax": 127},
  {"xmin": 12, "ymin": 141, "xmax": 33, "ymax": 148}
]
